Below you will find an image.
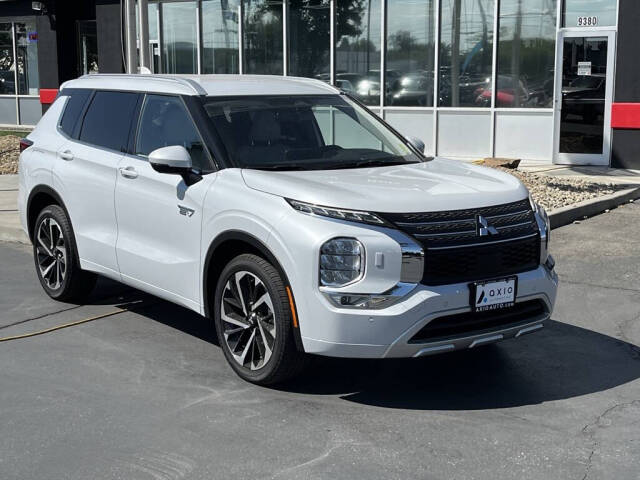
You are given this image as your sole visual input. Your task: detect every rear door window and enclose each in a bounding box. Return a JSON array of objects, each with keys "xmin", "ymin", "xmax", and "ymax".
[
  {"xmin": 59, "ymin": 89, "xmax": 91, "ymax": 138},
  {"xmin": 79, "ymin": 91, "xmax": 140, "ymax": 152},
  {"xmin": 135, "ymin": 94, "xmax": 210, "ymax": 171}
]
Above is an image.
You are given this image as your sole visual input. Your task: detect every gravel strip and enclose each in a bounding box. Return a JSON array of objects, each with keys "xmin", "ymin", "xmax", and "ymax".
[
  {"xmin": 0, "ymin": 135, "xmax": 20, "ymax": 175},
  {"xmin": 494, "ymin": 167, "xmax": 625, "ymax": 211}
]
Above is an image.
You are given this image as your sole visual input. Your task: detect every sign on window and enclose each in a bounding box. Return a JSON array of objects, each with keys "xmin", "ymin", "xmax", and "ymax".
[{"xmin": 578, "ymin": 61, "xmax": 592, "ymax": 76}]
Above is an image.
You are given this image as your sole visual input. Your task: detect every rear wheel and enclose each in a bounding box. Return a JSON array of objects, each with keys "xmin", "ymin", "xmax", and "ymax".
[
  {"xmin": 33, "ymin": 205, "xmax": 97, "ymax": 302},
  {"xmin": 213, "ymin": 254, "xmax": 306, "ymax": 385}
]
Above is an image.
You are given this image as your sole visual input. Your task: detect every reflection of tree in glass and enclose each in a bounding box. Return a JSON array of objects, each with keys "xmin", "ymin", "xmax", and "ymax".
[{"xmin": 244, "ymin": 0, "xmax": 284, "ymax": 74}]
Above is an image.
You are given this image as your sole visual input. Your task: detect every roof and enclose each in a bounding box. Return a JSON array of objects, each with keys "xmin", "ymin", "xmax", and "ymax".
[{"xmin": 60, "ymin": 74, "xmax": 340, "ymax": 97}]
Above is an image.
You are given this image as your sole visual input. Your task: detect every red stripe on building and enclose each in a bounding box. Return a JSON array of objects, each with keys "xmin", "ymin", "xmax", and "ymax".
[
  {"xmin": 39, "ymin": 89, "xmax": 58, "ymax": 105},
  {"xmin": 611, "ymin": 103, "xmax": 640, "ymax": 129}
]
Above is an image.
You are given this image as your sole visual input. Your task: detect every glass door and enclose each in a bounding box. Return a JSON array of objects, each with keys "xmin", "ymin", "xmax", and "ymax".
[{"xmin": 553, "ymin": 30, "xmax": 615, "ymax": 165}]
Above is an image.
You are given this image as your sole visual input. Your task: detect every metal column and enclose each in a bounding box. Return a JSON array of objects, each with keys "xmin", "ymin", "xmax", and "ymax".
[{"xmin": 124, "ymin": 0, "xmax": 138, "ymax": 73}]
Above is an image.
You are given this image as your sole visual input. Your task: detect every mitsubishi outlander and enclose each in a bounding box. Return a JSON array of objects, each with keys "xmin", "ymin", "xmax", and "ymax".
[{"xmin": 18, "ymin": 74, "xmax": 558, "ymax": 384}]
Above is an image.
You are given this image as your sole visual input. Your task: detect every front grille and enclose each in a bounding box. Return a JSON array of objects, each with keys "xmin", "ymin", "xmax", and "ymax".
[
  {"xmin": 409, "ymin": 300, "xmax": 547, "ymax": 343},
  {"xmin": 379, "ymin": 199, "xmax": 541, "ymax": 285}
]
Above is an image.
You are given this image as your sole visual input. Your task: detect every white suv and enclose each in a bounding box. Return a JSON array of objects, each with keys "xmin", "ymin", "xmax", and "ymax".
[{"xmin": 18, "ymin": 74, "xmax": 558, "ymax": 384}]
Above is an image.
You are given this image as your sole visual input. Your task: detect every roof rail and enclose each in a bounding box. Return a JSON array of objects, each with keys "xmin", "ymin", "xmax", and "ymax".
[{"xmin": 78, "ymin": 74, "xmax": 207, "ymax": 96}]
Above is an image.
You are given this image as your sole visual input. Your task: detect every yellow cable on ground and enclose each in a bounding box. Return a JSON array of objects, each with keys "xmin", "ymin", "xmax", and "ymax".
[{"xmin": 0, "ymin": 308, "xmax": 128, "ymax": 343}]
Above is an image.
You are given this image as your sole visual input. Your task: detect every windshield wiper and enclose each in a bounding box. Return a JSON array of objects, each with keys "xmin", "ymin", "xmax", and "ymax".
[
  {"xmin": 333, "ymin": 158, "xmax": 417, "ymax": 169},
  {"xmin": 247, "ymin": 164, "xmax": 309, "ymax": 171}
]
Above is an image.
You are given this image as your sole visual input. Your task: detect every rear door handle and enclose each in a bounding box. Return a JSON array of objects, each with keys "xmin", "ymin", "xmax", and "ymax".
[
  {"xmin": 119, "ymin": 166, "xmax": 138, "ymax": 179},
  {"xmin": 59, "ymin": 150, "xmax": 74, "ymax": 161}
]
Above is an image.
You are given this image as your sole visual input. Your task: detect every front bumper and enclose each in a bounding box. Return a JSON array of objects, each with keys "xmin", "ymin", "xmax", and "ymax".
[{"xmin": 299, "ymin": 263, "xmax": 558, "ymax": 359}]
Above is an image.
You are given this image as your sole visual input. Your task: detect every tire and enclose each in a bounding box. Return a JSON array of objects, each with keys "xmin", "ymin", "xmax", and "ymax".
[
  {"xmin": 32, "ymin": 205, "xmax": 97, "ymax": 302},
  {"xmin": 213, "ymin": 253, "xmax": 307, "ymax": 385}
]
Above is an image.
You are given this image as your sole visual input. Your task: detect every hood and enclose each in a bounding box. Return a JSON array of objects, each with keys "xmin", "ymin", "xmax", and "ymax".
[{"xmin": 241, "ymin": 158, "xmax": 529, "ymax": 213}]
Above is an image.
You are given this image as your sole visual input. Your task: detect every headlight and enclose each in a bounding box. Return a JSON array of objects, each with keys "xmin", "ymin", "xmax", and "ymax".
[
  {"xmin": 319, "ymin": 238, "xmax": 363, "ymax": 287},
  {"xmin": 287, "ymin": 198, "xmax": 386, "ymax": 226}
]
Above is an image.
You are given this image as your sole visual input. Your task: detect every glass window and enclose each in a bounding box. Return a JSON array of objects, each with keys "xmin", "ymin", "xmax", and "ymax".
[
  {"xmin": 78, "ymin": 21, "xmax": 99, "ymax": 75},
  {"xmin": 79, "ymin": 91, "xmax": 139, "ymax": 152},
  {"xmin": 149, "ymin": 2, "xmax": 159, "ymax": 40},
  {"xmin": 136, "ymin": 95, "xmax": 209, "ymax": 170},
  {"xmin": 288, "ymin": 0, "xmax": 330, "ymax": 79},
  {"xmin": 243, "ymin": 0, "xmax": 283, "ymax": 75},
  {"xmin": 161, "ymin": 1, "xmax": 198, "ymax": 73},
  {"xmin": 385, "ymin": 0, "xmax": 436, "ymax": 106},
  {"xmin": 0, "ymin": 23, "xmax": 14, "ymax": 95},
  {"xmin": 59, "ymin": 90, "xmax": 92, "ymax": 138},
  {"xmin": 202, "ymin": 94, "xmax": 421, "ymax": 169},
  {"xmin": 496, "ymin": 0, "xmax": 557, "ymax": 108},
  {"xmin": 335, "ymin": 0, "xmax": 382, "ymax": 106},
  {"xmin": 439, "ymin": 0, "xmax": 494, "ymax": 107},
  {"xmin": 564, "ymin": 0, "xmax": 617, "ymax": 27},
  {"xmin": 202, "ymin": 0, "xmax": 240, "ymax": 74},
  {"xmin": 15, "ymin": 22, "xmax": 39, "ymax": 95}
]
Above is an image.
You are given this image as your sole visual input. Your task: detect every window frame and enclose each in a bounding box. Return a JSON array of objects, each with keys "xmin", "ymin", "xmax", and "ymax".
[{"xmin": 132, "ymin": 92, "xmax": 217, "ymax": 173}]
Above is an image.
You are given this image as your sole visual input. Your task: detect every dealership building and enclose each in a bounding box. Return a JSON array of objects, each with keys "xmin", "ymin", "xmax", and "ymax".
[{"xmin": 0, "ymin": 0, "xmax": 639, "ymax": 168}]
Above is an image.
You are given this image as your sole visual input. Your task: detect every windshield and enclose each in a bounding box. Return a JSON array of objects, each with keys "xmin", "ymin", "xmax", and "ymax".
[
  {"xmin": 569, "ymin": 77, "xmax": 603, "ymax": 89},
  {"xmin": 202, "ymin": 94, "xmax": 424, "ymax": 170}
]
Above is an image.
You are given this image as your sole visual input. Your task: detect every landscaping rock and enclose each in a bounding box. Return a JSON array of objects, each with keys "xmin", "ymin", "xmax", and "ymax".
[
  {"xmin": 495, "ymin": 166, "xmax": 625, "ymax": 211},
  {"xmin": 0, "ymin": 135, "xmax": 20, "ymax": 175}
]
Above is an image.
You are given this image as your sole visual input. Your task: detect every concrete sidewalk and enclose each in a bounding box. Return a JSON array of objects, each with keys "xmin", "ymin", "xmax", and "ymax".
[
  {"xmin": 518, "ymin": 162, "xmax": 640, "ymax": 186},
  {"xmin": 0, "ymin": 174, "xmax": 27, "ymax": 243}
]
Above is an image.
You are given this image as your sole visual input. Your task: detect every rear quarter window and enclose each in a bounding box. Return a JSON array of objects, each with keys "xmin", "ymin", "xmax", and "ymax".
[
  {"xmin": 79, "ymin": 91, "xmax": 139, "ymax": 152},
  {"xmin": 59, "ymin": 89, "xmax": 91, "ymax": 138}
]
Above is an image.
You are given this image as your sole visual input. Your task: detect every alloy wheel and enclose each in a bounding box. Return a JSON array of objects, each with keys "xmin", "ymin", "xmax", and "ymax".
[
  {"xmin": 36, "ymin": 217, "xmax": 67, "ymax": 290},
  {"xmin": 220, "ymin": 271, "xmax": 276, "ymax": 370}
]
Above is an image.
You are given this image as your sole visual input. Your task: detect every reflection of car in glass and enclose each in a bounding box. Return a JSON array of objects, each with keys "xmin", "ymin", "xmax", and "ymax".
[
  {"xmin": 0, "ymin": 71, "xmax": 15, "ymax": 94},
  {"xmin": 334, "ymin": 79, "xmax": 355, "ymax": 95},
  {"xmin": 475, "ymin": 75, "xmax": 529, "ymax": 107},
  {"xmin": 19, "ymin": 74, "xmax": 556, "ymax": 385},
  {"xmin": 561, "ymin": 75, "xmax": 606, "ymax": 123},
  {"xmin": 389, "ymin": 71, "xmax": 434, "ymax": 106},
  {"xmin": 336, "ymin": 72, "xmax": 380, "ymax": 104}
]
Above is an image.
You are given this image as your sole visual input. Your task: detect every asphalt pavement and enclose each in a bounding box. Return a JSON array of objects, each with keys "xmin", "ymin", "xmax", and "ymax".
[{"xmin": 1, "ymin": 203, "xmax": 639, "ymax": 480}]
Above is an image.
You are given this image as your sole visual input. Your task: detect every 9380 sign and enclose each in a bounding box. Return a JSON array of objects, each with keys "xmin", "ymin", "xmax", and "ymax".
[{"xmin": 577, "ymin": 16, "xmax": 598, "ymax": 27}]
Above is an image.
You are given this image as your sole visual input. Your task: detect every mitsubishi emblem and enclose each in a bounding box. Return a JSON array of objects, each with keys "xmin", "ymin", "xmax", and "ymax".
[{"xmin": 476, "ymin": 215, "xmax": 498, "ymax": 236}]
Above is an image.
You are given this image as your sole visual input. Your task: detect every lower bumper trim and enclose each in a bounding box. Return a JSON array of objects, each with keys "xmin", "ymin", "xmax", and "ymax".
[
  {"xmin": 469, "ymin": 334, "xmax": 503, "ymax": 348},
  {"xmin": 413, "ymin": 344, "xmax": 455, "ymax": 357}
]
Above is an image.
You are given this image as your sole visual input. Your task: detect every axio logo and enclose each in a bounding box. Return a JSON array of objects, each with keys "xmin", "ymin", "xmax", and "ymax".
[{"xmin": 476, "ymin": 215, "xmax": 498, "ymax": 236}]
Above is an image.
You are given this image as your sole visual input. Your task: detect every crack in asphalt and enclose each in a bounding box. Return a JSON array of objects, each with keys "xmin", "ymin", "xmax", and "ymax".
[
  {"xmin": 559, "ymin": 278, "xmax": 640, "ymax": 294},
  {"xmin": 0, "ymin": 304, "xmax": 85, "ymax": 330},
  {"xmin": 580, "ymin": 399, "xmax": 640, "ymax": 480}
]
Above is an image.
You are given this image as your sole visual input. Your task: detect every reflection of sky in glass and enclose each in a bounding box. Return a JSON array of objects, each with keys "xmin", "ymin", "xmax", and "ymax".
[
  {"xmin": 387, "ymin": 0, "xmax": 433, "ymax": 44},
  {"xmin": 499, "ymin": 0, "xmax": 556, "ymax": 39},
  {"xmin": 564, "ymin": 0, "xmax": 617, "ymax": 26},
  {"xmin": 440, "ymin": 0, "xmax": 494, "ymax": 52},
  {"xmin": 202, "ymin": 0, "xmax": 239, "ymax": 48},
  {"xmin": 162, "ymin": 2, "xmax": 197, "ymax": 45}
]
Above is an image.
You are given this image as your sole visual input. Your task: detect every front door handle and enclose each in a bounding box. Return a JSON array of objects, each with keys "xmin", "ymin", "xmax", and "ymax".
[
  {"xmin": 119, "ymin": 166, "xmax": 138, "ymax": 179},
  {"xmin": 59, "ymin": 150, "xmax": 74, "ymax": 161}
]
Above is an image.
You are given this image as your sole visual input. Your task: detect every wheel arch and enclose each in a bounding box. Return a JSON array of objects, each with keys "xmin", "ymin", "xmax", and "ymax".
[
  {"xmin": 26, "ymin": 185, "xmax": 72, "ymax": 242},
  {"xmin": 203, "ymin": 230, "xmax": 304, "ymax": 351}
]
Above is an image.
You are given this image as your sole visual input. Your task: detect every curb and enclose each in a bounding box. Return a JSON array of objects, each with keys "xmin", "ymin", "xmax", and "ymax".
[
  {"xmin": 549, "ymin": 187, "xmax": 640, "ymax": 229},
  {"xmin": 0, "ymin": 220, "xmax": 29, "ymax": 244}
]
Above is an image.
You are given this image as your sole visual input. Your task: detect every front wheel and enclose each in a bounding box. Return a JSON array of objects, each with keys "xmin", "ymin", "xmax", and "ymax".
[{"xmin": 213, "ymin": 254, "xmax": 306, "ymax": 385}]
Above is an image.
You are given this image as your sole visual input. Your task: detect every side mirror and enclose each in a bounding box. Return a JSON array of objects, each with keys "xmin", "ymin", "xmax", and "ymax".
[
  {"xmin": 149, "ymin": 145, "xmax": 201, "ymax": 186},
  {"xmin": 406, "ymin": 136, "xmax": 426, "ymax": 154}
]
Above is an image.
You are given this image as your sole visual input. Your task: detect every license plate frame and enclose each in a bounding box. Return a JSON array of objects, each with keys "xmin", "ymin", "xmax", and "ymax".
[{"xmin": 470, "ymin": 276, "xmax": 518, "ymax": 312}]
